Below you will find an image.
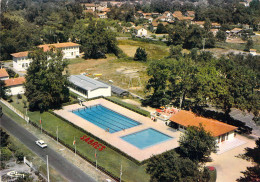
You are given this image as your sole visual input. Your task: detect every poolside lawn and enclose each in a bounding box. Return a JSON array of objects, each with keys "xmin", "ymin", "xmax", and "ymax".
[{"xmin": 6, "ymin": 96, "xmax": 150, "ymax": 182}]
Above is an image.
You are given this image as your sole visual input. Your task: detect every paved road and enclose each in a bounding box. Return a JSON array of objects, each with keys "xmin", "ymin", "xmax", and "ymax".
[{"xmin": 0, "ymin": 114, "xmax": 96, "ymax": 182}]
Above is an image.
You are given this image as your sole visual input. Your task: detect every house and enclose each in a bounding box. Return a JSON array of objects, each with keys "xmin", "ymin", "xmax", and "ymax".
[
  {"xmin": 227, "ymin": 28, "xmax": 243, "ymax": 37},
  {"xmin": 11, "ymin": 42, "xmax": 80, "ymax": 71},
  {"xmin": 249, "ymin": 49, "xmax": 257, "ymax": 56},
  {"xmin": 0, "ymin": 68, "xmax": 9, "ymax": 80},
  {"xmin": 151, "ymin": 21, "xmax": 158, "ymax": 30},
  {"xmin": 169, "ymin": 110, "xmax": 237, "ymax": 143},
  {"xmin": 134, "ymin": 27, "xmax": 148, "ymax": 37},
  {"xmin": 69, "ymin": 75, "xmax": 111, "ymax": 99},
  {"xmin": 192, "ymin": 21, "xmax": 205, "ymax": 28},
  {"xmin": 210, "ymin": 29, "xmax": 219, "ymax": 36},
  {"xmin": 82, "ymin": 3, "xmax": 96, "ymax": 11},
  {"xmin": 97, "ymin": 12, "xmax": 107, "ymax": 19},
  {"xmin": 5, "ymin": 77, "xmax": 26, "ymax": 95},
  {"xmin": 11, "ymin": 51, "xmax": 32, "ymax": 71},
  {"xmin": 186, "ymin": 11, "xmax": 195, "ymax": 17},
  {"xmin": 211, "ymin": 22, "xmax": 221, "ymax": 28}
]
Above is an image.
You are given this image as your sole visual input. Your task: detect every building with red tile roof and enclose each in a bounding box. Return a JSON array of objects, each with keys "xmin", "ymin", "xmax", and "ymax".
[
  {"xmin": 0, "ymin": 68, "xmax": 9, "ymax": 80},
  {"xmin": 4, "ymin": 77, "xmax": 26, "ymax": 95},
  {"xmin": 11, "ymin": 42, "xmax": 80, "ymax": 71},
  {"xmin": 169, "ymin": 110, "xmax": 237, "ymax": 143}
]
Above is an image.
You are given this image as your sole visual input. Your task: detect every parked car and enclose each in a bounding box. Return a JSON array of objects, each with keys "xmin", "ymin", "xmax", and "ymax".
[{"xmin": 35, "ymin": 140, "xmax": 47, "ymax": 148}]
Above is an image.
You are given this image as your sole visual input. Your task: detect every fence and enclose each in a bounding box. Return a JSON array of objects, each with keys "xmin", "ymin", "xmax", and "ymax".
[
  {"xmin": 24, "ymin": 157, "xmax": 47, "ymax": 181},
  {"xmin": 0, "ymin": 99, "xmax": 29, "ymax": 123}
]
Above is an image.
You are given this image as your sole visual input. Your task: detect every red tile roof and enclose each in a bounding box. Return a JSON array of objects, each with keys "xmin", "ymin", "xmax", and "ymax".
[
  {"xmin": 38, "ymin": 42, "xmax": 80, "ymax": 52},
  {"xmin": 11, "ymin": 51, "xmax": 30, "ymax": 58},
  {"xmin": 5, "ymin": 77, "xmax": 25, "ymax": 87},
  {"xmin": 169, "ymin": 110, "xmax": 237, "ymax": 137},
  {"xmin": 0, "ymin": 68, "xmax": 9, "ymax": 78}
]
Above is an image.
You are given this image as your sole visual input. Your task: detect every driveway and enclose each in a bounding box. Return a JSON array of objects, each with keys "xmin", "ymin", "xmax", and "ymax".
[{"xmin": 207, "ymin": 135, "xmax": 256, "ymax": 182}]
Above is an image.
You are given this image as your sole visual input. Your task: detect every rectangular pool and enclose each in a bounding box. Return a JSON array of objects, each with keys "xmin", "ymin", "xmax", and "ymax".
[
  {"xmin": 121, "ymin": 128, "xmax": 173, "ymax": 149},
  {"xmin": 72, "ymin": 105, "xmax": 141, "ymax": 133}
]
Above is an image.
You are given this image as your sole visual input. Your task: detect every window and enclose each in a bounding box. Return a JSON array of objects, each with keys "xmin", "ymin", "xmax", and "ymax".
[
  {"xmin": 22, "ymin": 63, "xmax": 25, "ymax": 67},
  {"xmin": 71, "ymin": 52, "xmax": 73, "ymax": 56}
]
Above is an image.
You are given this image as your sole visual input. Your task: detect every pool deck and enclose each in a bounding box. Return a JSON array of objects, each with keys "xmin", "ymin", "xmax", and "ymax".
[{"xmin": 54, "ymin": 98, "xmax": 180, "ymax": 161}]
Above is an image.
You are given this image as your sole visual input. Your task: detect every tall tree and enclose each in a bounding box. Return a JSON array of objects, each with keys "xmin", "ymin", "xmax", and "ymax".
[
  {"xmin": 134, "ymin": 47, "xmax": 147, "ymax": 62},
  {"xmin": 146, "ymin": 151, "xmax": 210, "ymax": 182},
  {"xmin": 25, "ymin": 48, "xmax": 69, "ymax": 112},
  {"xmin": 0, "ymin": 80, "xmax": 8, "ymax": 100},
  {"xmin": 179, "ymin": 124, "xmax": 218, "ymax": 163}
]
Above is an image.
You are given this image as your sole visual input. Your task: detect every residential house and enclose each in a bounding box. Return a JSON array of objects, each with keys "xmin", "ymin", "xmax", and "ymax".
[
  {"xmin": 192, "ymin": 21, "xmax": 205, "ymax": 28},
  {"xmin": 11, "ymin": 51, "xmax": 32, "ymax": 71},
  {"xmin": 0, "ymin": 68, "xmax": 9, "ymax": 80},
  {"xmin": 186, "ymin": 11, "xmax": 195, "ymax": 17},
  {"xmin": 169, "ymin": 110, "xmax": 237, "ymax": 143},
  {"xmin": 249, "ymin": 49, "xmax": 257, "ymax": 56},
  {"xmin": 211, "ymin": 22, "xmax": 221, "ymax": 29},
  {"xmin": 210, "ymin": 29, "xmax": 219, "ymax": 36},
  {"xmin": 83, "ymin": 3, "xmax": 96, "ymax": 11},
  {"xmin": 226, "ymin": 28, "xmax": 243, "ymax": 37},
  {"xmin": 12, "ymin": 42, "xmax": 80, "ymax": 71},
  {"xmin": 69, "ymin": 75, "xmax": 111, "ymax": 99},
  {"xmin": 5, "ymin": 77, "xmax": 26, "ymax": 95},
  {"xmin": 97, "ymin": 12, "xmax": 107, "ymax": 19},
  {"xmin": 134, "ymin": 27, "xmax": 148, "ymax": 37}
]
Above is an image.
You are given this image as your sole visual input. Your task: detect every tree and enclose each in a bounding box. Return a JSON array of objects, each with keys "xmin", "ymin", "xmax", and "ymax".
[
  {"xmin": 168, "ymin": 45, "xmax": 183, "ymax": 59},
  {"xmin": 237, "ymin": 138, "xmax": 260, "ymax": 181},
  {"xmin": 155, "ymin": 23, "xmax": 167, "ymax": 34},
  {"xmin": 146, "ymin": 151, "xmax": 210, "ymax": 182},
  {"xmin": 25, "ymin": 48, "xmax": 69, "ymax": 112},
  {"xmin": 0, "ymin": 105, "xmax": 3, "ymax": 118},
  {"xmin": 0, "ymin": 80, "xmax": 8, "ymax": 100},
  {"xmin": 134, "ymin": 47, "xmax": 147, "ymax": 62},
  {"xmin": 0, "ymin": 128, "xmax": 9, "ymax": 147},
  {"xmin": 179, "ymin": 124, "xmax": 217, "ymax": 163},
  {"xmin": 216, "ymin": 30, "xmax": 227, "ymax": 42},
  {"xmin": 244, "ymin": 38, "xmax": 254, "ymax": 51},
  {"xmin": 204, "ymin": 18, "xmax": 212, "ymax": 32}
]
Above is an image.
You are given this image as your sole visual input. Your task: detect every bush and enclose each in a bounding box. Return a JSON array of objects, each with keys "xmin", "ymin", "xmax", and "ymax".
[
  {"xmin": 134, "ymin": 47, "xmax": 147, "ymax": 62},
  {"xmin": 0, "ymin": 147, "xmax": 13, "ymax": 161},
  {"xmin": 17, "ymin": 94, "xmax": 22, "ymax": 99},
  {"xmin": 15, "ymin": 150, "xmax": 24, "ymax": 163}
]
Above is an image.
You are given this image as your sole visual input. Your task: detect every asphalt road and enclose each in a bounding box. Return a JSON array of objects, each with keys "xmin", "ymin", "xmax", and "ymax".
[{"xmin": 0, "ymin": 114, "xmax": 96, "ymax": 182}]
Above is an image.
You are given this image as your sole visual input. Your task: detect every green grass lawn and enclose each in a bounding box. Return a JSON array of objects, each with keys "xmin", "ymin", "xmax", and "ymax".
[
  {"xmin": 118, "ymin": 39, "xmax": 169, "ymax": 59},
  {"xmin": 6, "ymin": 96, "xmax": 150, "ymax": 182}
]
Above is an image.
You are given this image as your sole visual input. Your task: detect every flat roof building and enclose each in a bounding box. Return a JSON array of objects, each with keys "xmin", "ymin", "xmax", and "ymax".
[{"xmin": 69, "ymin": 75, "xmax": 111, "ymax": 99}]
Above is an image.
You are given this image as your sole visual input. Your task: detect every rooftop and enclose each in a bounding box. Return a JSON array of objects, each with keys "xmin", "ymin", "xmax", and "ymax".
[
  {"xmin": 38, "ymin": 42, "xmax": 80, "ymax": 52},
  {"xmin": 0, "ymin": 68, "xmax": 9, "ymax": 78},
  {"xmin": 11, "ymin": 51, "xmax": 30, "ymax": 58},
  {"xmin": 169, "ymin": 110, "xmax": 237, "ymax": 137},
  {"xmin": 69, "ymin": 75, "xmax": 110, "ymax": 91},
  {"xmin": 5, "ymin": 77, "xmax": 25, "ymax": 87}
]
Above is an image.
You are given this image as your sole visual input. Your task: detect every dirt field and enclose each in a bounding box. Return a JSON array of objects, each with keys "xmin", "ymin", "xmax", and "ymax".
[{"xmin": 68, "ymin": 56, "xmax": 150, "ymax": 96}]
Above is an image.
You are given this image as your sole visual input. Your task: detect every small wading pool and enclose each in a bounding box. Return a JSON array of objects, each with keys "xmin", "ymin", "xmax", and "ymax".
[
  {"xmin": 121, "ymin": 128, "xmax": 173, "ymax": 149},
  {"xmin": 72, "ymin": 104, "xmax": 141, "ymax": 133}
]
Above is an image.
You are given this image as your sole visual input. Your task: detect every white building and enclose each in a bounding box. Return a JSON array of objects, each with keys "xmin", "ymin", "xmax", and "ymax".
[
  {"xmin": 169, "ymin": 110, "xmax": 237, "ymax": 143},
  {"xmin": 11, "ymin": 42, "xmax": 80, "ymax": 71},
  {"xmin": 11, "ymin": 51, "xmax": 32, "ymax": 72},
  {"xmin": 5, "ymin": 77, "xmax": 26, "ymax": 95},
  {"xmin": 69, "ymin": 75, "xmax": 111, "ymax": 99},
  {"xmin": 134, "ymin": 27, "xmax": 148, "ymax": 37},
  {"xmin": 250, "ymin": 49, "xmax": 257, "ymax": 56},
  {"xmin": 0, "ymin": 68, "xmax": 9, "ymax": 80}
]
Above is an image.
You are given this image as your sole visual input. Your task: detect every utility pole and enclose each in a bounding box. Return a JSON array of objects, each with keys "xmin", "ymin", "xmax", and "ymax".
[{"xmin": 47, "ymin": 155, "xmax": 50, "ymax": 182}]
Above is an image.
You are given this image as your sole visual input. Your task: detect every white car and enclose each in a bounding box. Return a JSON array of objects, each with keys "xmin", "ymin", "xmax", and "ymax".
[{"xmin": 35, "ymin": 140, "xmax": 47, "ymax": 148}]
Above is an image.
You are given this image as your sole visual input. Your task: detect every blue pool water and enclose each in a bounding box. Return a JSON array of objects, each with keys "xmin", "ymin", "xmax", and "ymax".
[
  {"xmin": 72, "ymin": 105, "xmax": 141, "ymax": 133},
  {"xmin": 121, "ymin": 128, "xmax": 173, "ymax": 149}
]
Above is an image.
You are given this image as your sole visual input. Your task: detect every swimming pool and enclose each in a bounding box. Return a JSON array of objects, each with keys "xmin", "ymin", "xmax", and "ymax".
[
  {"xmin": 72, "ymin": 105, "xmax": 141, "ymax": 133},
  {"xmin": 121, "ymin": 128, "xmax": 173, "ymax": 149}
]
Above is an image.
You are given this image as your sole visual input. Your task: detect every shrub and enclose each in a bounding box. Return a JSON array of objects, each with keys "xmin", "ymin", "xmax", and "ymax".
[
  {"xmin": 17, "ymin": 94, "xmax": 22, "ymax": 99},
  {"xmin": 15, "ymin": 150, "xmax": 24, "ymax": 163},
  {"xmin": 0, "ymin": 147, "xmax": 13, "ymax": 161},
  {"xmin": 134, "ymin": 47, "xmax": 147, "ymax": 62}
]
